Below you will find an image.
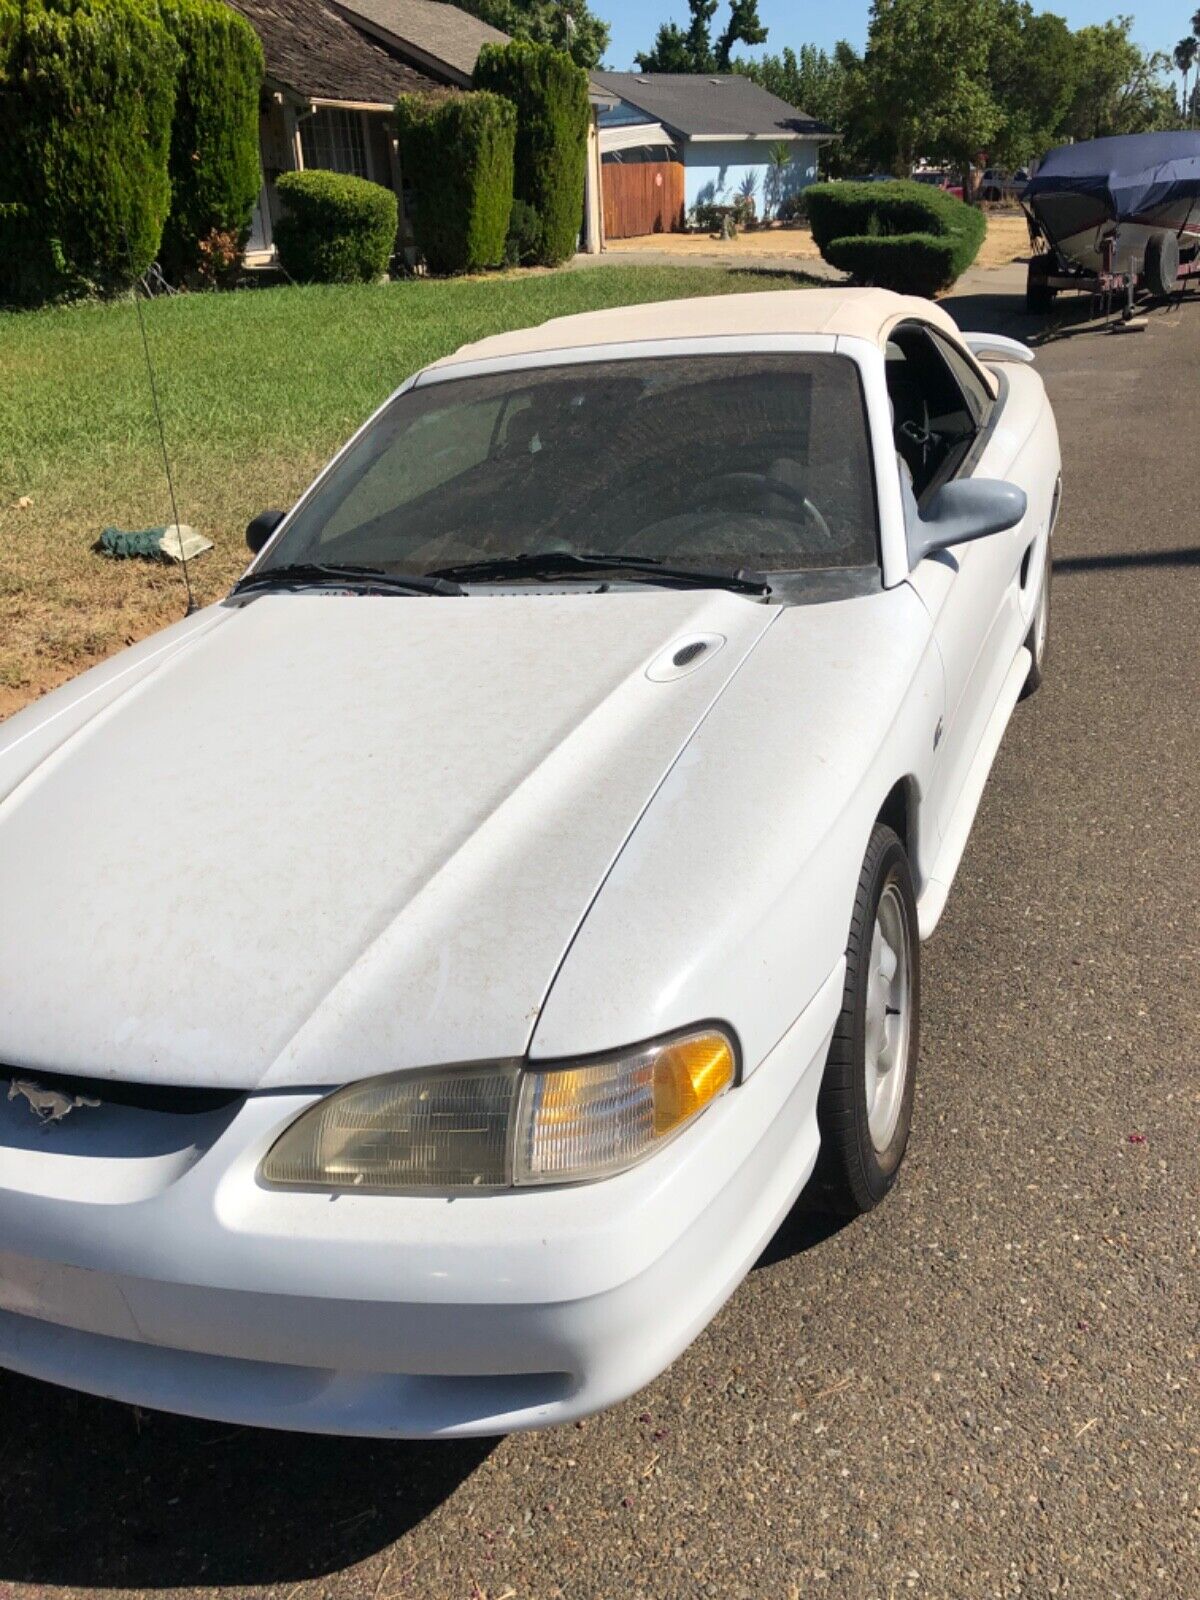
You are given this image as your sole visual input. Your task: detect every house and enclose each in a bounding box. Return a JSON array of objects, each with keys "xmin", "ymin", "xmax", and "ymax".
[
  {"xmin": 590, "ymin": 72, "xmax": 835, "ymax": 238},
  {"xmin": 226, "ymin": 0, "xmax": 609, "ymax": 263}
]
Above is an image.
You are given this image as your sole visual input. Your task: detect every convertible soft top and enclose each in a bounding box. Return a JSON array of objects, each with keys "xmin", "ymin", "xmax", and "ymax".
[
  {"xmin": 1024, "ymin": 132, "xmax": 1200, "ymax": 223},
  {"xmin": 424, "ymin": 288, "xmax": 967, "ymax": 374}
]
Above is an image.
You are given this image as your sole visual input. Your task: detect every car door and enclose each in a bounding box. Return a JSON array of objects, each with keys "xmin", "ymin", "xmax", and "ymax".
[{"xmin": 891, "ymin": 321, "xmax": 1034, "ymax": 839}]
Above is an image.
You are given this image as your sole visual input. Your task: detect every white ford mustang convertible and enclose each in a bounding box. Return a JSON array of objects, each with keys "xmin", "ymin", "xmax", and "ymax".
[{"xmin": 0, "ymin": 289, "xmax": 1060, "ymax": 1437}]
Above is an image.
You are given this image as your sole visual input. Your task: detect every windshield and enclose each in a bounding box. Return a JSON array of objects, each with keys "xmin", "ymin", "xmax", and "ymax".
[{"xmin": 258, "ymin": 354, "xmax": 879, "ymax": 580}]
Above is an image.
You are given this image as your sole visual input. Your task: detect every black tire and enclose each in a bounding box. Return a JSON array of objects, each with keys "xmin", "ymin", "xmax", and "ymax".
[
  {"xmin": 813, "ymin": 823, "xmax": 920, "ymax": 1216},
  {"xmin": 1144, "ymin": 233, "xmax": 1180, "ymax": 298},
  {"xmin": 1026, "ymin": 255, "xmax": 1056, "ymax": 314},
  {"xmin": 1019, "ymin": 554, "xmax": 1051, "ymax": 699}
]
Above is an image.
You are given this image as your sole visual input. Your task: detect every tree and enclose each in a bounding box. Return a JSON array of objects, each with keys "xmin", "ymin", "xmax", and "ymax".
[
  {"xmin": 733, "ymin": 43, "xmax": 853, "ymax": 127},
  {"xmin": 456, "ymin": 0, "xmax": 608, "ymax": 70},
  {"xmin": 846, "ymin": 0, "xmax": 1001, "ymax": 179},
  {"xmin": 988, "ymin": 2, "xmax": 1078, "ymax": 166},
  {"xmin": 1062, "ymin": 18, "xmax": 1176, "ymax": 141},
  {"xmin": 714, "ymin": 0, "xmax": 765, "ymax": 68},
  {"xmin": 395, "ymin": 92, "xmax": 514, "ymax": 272},
  {"xmin": 636, "ymin": 0, "xmax": 766, "ymax": 73},
  {"xmin": 0, "ymin": 0, "xmax": 178, "ymax": 304},
  {"xmin": 1174, "ymin": 37, "xmax": 1197, "ymax": 126},
  {"xmin": 474, "ymin": 40, "xmax": 589, "ymax": 266},
  {"xmin": 158, "ymin": 0, "xmax": 264, "ymax": 283}
]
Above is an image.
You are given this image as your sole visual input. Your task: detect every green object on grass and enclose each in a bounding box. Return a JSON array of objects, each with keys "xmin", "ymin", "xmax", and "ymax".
[{"xmin": 97, "ymin": 525, "xmax": 167, "ymax": 559}]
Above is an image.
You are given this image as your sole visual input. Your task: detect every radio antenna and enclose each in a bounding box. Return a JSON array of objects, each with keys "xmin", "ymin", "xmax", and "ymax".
[{"xmin": 132, "ymin": 267, "xmax": 197, "ymax": 616}]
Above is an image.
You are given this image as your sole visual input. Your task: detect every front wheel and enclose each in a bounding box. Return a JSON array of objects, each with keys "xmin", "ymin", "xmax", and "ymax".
[{"xmin": 813, "ymin": 823, "xmax": 920, "ymax": 1215}]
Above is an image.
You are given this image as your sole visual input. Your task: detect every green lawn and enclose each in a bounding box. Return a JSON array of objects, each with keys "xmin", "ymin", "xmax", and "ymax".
[{"xmin": 0, "ymin": 265, "xmax": 815, "ymax": 711}]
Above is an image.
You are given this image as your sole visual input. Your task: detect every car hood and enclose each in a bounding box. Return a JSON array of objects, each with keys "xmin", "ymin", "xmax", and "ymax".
[{"xmin": 0, "ymin": 590, "xmax": 775, "ymax": 1091}]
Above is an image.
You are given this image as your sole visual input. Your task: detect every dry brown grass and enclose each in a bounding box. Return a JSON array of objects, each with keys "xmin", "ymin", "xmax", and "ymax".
[
  {"xmin": 606, "ymin": 225, "xmax": 826, "ymax": 260},
  {"xmin": 606, "ymin": 212, "xmax": 1031, "ymax": 272}
]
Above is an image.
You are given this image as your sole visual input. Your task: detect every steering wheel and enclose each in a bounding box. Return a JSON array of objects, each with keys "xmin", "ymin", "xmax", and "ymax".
[{"xmin": 702, "ymin": 471, "xmax": 835, "ymax": 552}]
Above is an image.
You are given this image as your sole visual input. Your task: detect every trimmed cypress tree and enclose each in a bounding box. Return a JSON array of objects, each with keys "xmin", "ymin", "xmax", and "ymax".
[
  {"xmin": 0, "ymin": 0, "xmax": 178, "ymax": 304},
  {"xmin": 395, "ymin": 92, "xmax": 515, "ymax": 274},
  {"xmin": 158, "ymin": 0, "xmax": 264, "ymax": 284},
  {"xmin": 473, "ymin": 40, "xmax": 588, "ymax": 267}
]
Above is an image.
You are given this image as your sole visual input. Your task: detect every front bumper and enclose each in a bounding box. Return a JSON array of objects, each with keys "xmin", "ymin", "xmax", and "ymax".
[{"xmin": 0, "ymin": 966, "xmax": 841, "ymax": 1437}]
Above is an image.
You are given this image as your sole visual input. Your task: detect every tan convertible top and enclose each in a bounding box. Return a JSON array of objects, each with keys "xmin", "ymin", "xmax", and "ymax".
[{"xmin": 427, "ymin": 288, "xmax": 970, "ymax": 372}]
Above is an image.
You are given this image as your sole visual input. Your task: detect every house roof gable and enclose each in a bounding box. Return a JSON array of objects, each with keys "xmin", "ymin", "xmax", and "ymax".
[
  {"xmin": 226, "ymin": 0, "xmax": 452, "ymax": 106},
  {"xmin": 591, "ymin": 72, "xmax": 830, "ymax": 140},
  {"xmin": 330, "ymin": 0, "xmax": 508, "ymax": 81}
]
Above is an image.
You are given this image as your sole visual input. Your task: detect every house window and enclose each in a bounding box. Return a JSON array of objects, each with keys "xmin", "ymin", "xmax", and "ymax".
[{"xmin": 300, "ymin": 108, "xmax": 368, "ymax": 178}]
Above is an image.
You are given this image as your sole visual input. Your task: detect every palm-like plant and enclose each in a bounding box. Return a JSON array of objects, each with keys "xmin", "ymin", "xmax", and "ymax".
[
  {"xmin": 765, "ymin": 140, "xmax": 792, "ymax": 219},
  {"xmin": 1176, "ymin": 36, "xmax": 1199, "ymax": 127}
]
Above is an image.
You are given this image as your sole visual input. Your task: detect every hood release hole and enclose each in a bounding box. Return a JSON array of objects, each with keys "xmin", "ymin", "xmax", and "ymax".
[{"xmin": 672, "ymin": 641, "xmax": 707, "ymax": 668}]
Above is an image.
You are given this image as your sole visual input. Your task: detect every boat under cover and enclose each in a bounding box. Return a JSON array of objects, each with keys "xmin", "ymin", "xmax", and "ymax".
[{"xmin": 1023, "ymin": 132, "xmax": 1200, "ymax": 274}]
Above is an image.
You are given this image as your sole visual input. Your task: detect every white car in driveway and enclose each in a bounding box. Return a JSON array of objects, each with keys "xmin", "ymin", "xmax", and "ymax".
[{"xmin": 0, "ymin": 289, "xmax": 1060, "ymax": 1437}]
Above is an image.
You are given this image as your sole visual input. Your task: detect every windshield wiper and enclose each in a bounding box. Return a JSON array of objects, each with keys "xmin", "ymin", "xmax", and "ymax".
[
  {"xmin": 232, "ymin": 562, "xmax": 463, "ymax": 597},
  {"xmin": 427, "ymin": 551, "xmax": 770, "ymax": 595}
]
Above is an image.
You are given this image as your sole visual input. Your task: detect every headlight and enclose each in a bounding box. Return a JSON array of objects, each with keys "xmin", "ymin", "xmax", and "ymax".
[{"xmin": 260, "ymin": 1027, "xmax": 735, "ymax": 1193}]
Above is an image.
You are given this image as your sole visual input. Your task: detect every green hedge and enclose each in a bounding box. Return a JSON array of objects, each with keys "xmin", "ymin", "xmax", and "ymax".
[
  {"xmin": 0, "ymin": 0, "xmax": 178, "ymax": 304},
  {"xmin": 158, "ymin": 0, "xmax": 264, "ymax": 284},
  {"xmin": 395, "ymin": 91, "xmax": 514, "ymax": 274},
  {"xmin": 805, "ymin": 180, "xmax": 986, "ymax": 297},
  {"xmin": 504, "ymin": 197, "xmax": 543, "ymax": 266},
  {"xmin": 274, "ymin": 170, "xmax": 398, "ymax": 284},
  {"xmin": 473, "ymin": 40, "xmax": 588, "ymax": 268}
]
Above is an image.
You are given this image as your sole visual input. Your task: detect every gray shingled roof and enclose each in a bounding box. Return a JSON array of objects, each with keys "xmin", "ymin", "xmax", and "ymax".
[
  {"xmin": 331, "ymin": 0, "xmax": 508, "ymax": 79},
  {"xmin": 591, "ymin": 72, "xmax": 830, "ymax": 139},
  {"xmin": 227, "ymin": 0, "xmax": 452, "ymax": 104}
]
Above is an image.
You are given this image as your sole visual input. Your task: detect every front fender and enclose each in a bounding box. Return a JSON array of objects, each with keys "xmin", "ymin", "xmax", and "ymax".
[{"xmin": 531, "ymin": 586, "xmax": 944, "ymax": 1077}]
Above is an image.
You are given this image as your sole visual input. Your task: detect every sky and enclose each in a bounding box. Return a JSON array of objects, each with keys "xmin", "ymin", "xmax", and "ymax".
[{"xmin": 599, "ymin": 0, "xmax": 1192, "ymax": 74}]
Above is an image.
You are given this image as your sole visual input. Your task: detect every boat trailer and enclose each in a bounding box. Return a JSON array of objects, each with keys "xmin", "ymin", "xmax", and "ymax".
[{"xmin": 1026, "ymin": 227, "xmax": 1200, "ymax": 323}]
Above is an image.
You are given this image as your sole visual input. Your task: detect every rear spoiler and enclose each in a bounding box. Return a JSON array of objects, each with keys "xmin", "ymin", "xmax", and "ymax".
[{"xmin": 962, "ymin": 332, "xmax": 1035, "ymax": 365}]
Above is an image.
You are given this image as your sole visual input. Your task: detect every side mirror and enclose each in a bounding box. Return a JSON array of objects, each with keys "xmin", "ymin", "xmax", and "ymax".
[
  {"xmin": 907, "ymin": 479, "xmax": 1026, "ymax": 568},
  {"xmin": 246, "ymin": 508, "xmax": 287, "ymax": 554}
]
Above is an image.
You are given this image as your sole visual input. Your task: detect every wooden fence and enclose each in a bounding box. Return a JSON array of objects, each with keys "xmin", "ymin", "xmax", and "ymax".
[{"xmin": 602, "ymin": 161, "xmax": 685, "ymax": 240}]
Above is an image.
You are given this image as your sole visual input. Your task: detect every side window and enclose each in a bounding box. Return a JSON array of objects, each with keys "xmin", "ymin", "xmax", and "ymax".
[
  {"xmin": 884, "ymin": 322, "xmax": 982, "ymax": 502},
  {"xmin": 930, "ymin": 332, "xmax": 994, "ymax": 427}
]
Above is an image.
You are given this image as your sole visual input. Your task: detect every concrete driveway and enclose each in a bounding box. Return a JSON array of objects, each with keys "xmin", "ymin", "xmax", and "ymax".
[{"xmin": 1, "ymin": 273, "xmax": 1198, "ymax": 1600}]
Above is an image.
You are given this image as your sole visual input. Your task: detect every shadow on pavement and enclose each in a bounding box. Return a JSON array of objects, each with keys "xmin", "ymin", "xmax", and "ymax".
[
  {"xmin": 1055, "ymin": 545, "xmax": 1200, "ymax": 572},
  {"xmin": 752, "ymin": 1195, "xmax": 850, "ymax": 1271},
  {"xmin": 942, "ymin": 286, "xmax": 1039, "ymax": 338},
  {"xmin": 0, "ymin": 1369, "xmax": 491, "ymax": 1589}
]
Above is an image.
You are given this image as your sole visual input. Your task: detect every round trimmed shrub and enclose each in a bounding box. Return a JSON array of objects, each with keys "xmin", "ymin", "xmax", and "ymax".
[
  {"xmin": 805, "ymin": 180, "xmax": 985, "ymax": 297},
  {"xmin": 158, "ymin": 0, "xmax": 264, "ymax": 284},
  {"xmin": 473, "ymin": 40, "xmax": 588, "ymax": 267},
  {"xmin": 395, "ymin": 91, "xmax": 514, "ymax": 274},
  {"xmin": 274, "ymin": 170, "xmax": 398, "ymax": 284},
  {"xmin": 0, "ymin": 0, "xmax": 179, "ymax": 304}
]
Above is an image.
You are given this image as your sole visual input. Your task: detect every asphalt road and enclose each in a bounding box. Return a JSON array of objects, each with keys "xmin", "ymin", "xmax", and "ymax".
[{"xmin": 2, "ymin": 272, "xmax": 1198, "ymax": 1600}]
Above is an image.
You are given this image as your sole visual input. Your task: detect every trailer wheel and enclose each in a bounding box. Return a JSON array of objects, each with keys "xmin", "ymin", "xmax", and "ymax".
[
  {"xmin": 1026, "ymin": 256, "xmax": 1056, "ymax": 314},
  {"xmin": 1144, "ymin": 234, "xmax": 1180, "ymax": 298}
]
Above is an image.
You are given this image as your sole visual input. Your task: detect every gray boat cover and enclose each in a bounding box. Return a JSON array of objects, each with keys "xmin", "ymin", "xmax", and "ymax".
[{"xmin": 1024, "ymin": 133, "xmax": 1200, "ymax": 220}]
